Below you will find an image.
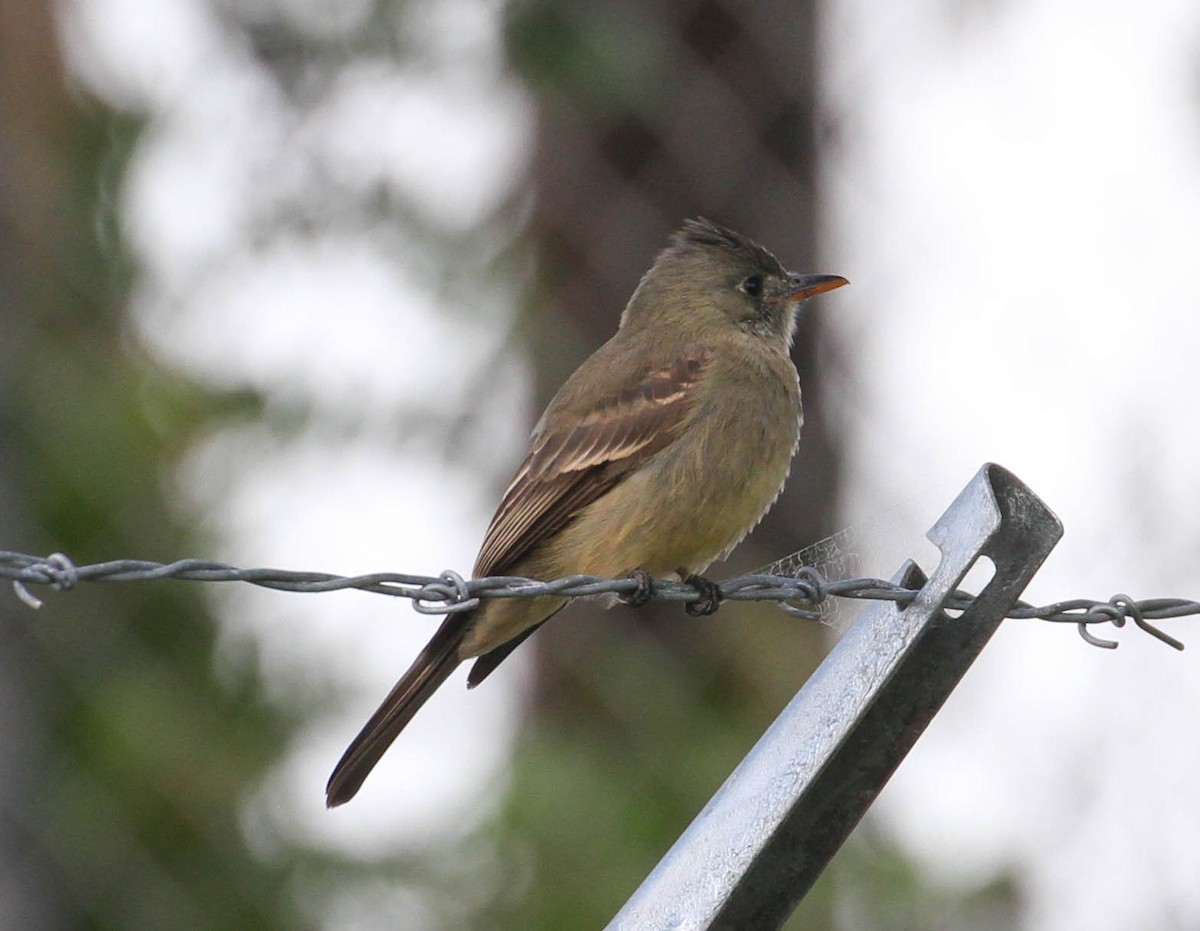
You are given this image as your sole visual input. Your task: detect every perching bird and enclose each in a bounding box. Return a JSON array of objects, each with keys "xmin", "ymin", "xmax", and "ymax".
[{"xmin": 326, "ymin": 218, "xmax": 847, "ymax": 806}]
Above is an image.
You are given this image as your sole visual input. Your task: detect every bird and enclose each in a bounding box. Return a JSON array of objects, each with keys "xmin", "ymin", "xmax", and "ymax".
[{"xmin": 326, "ymin": 218, "xmax": 848, "ymax": 806}]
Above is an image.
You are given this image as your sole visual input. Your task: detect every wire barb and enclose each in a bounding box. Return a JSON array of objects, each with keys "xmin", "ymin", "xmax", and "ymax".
[
  {"xmin": 0, "ymin": 549, "xmax": 1191, "ymax": 651},
  {"xmin": 414, "ymin": 570, "xmax": 479, "ymax": 614},
  {"xmin": 10, "ymin": 552, "xmax": 78, "ymax": 609},
  {"xmin": 1108, "ymin": 593, "xmax": 1185, "ymax": 651}
]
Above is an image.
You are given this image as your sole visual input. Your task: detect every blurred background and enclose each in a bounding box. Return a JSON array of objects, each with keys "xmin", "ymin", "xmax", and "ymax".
[{"xmin": 2, "ymin": 0, "xmax": 1199, "ymax": 927}]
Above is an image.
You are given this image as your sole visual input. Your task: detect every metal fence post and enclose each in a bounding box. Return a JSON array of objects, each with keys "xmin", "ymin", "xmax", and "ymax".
[{"xmin": 608, "ymin": 463, "xmax": 1064, "ymax": 930}]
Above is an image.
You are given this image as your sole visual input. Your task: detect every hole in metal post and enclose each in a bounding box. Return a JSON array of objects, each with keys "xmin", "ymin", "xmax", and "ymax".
[{"xmin": 944, "ymin": 555, "xmax": 996, "ymax": 618}]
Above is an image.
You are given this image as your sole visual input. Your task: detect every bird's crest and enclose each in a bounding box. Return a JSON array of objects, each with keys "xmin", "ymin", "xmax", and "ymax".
[{"xmin": 671, "ymin": 218, "xmax": 783, "ymax": 274}]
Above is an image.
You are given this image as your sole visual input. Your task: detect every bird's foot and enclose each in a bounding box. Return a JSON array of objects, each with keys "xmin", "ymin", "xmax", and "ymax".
[
  {"xmin": 618, "ymin": 568, "xmax": 656, "ymax": 608},
  {"xmin": 681, "ymin": 571, "xmax": 722, "ymax": 616}
]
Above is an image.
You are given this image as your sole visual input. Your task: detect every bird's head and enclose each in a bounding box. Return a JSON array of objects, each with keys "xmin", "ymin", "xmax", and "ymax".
[{"xmin": 622, "ymin": 218, "xmax": 847, "ymax": 348}]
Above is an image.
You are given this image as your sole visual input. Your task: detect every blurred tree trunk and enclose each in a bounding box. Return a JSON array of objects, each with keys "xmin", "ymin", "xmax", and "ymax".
[
  {"xmin": 497, "ymin": 1, "xmax": 842, "ymax": 926},
  {"xmin": 0, "ymin": 2, "xmax": 73, "ymax": 922}
]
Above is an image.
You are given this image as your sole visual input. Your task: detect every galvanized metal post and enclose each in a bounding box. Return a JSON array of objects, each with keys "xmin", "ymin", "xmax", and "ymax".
[{"xmin": 608, "ymin": 463, "xmax": 1063, "ymax": 930}]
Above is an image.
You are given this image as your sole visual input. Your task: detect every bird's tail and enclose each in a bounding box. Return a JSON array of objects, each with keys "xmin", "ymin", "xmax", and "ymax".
[{"xmin": 325, "ymin": 617, "xmax": 465, "ymax": 807}]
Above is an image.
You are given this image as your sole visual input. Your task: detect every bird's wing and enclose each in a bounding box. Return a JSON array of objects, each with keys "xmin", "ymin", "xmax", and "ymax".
[
  {"xmin": 327, "ymin": 348, "xmax": 711, "ymax": 806},
  {"xmin": 473, "ymin": 345, "xmax": 712, "ymax": 579}
]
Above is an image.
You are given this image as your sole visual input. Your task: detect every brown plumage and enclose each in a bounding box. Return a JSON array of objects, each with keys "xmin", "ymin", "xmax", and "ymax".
[{"xmin": 325, "ymin": 219, "xmax": 847, "ymax": 807}]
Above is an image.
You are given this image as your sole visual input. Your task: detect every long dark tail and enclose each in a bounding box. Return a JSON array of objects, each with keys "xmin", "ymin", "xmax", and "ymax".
[{"xmin": 325, "ymin": 617, "xmax": 466, "ymax": 807}]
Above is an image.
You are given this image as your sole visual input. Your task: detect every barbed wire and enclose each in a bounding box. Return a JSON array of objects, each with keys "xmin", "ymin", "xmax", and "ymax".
[{"xmin": 0, "ymin": 549, "xmax": 1190, "ymax": 652}]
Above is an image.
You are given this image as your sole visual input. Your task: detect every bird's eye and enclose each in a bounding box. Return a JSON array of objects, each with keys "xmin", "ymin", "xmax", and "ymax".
[{"xmin": 741, "ymin": 275, "xmax": 763, "ymax": 297}]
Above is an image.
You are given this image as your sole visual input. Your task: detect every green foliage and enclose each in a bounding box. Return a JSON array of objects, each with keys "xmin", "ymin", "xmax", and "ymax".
[{"xmin": 2, "ymin": 17, "xmax": 303, "ymax": 926}]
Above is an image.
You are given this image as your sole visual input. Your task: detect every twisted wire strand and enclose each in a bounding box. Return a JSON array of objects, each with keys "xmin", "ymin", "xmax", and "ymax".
[{"xmin": 0, "ymin": 550, "xmax": 1189, "ymax": 651}]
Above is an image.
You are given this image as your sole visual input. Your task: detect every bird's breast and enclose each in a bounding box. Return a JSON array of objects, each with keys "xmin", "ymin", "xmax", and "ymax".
[{"xmin": 559, "ymin": 347, "xmax": 801, "ymax": 578}]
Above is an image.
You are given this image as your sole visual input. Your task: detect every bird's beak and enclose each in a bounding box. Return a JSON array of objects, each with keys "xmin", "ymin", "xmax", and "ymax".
[{"xmin": 785, "ymin": 273, "xmax": 849, "ymax": 301}]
